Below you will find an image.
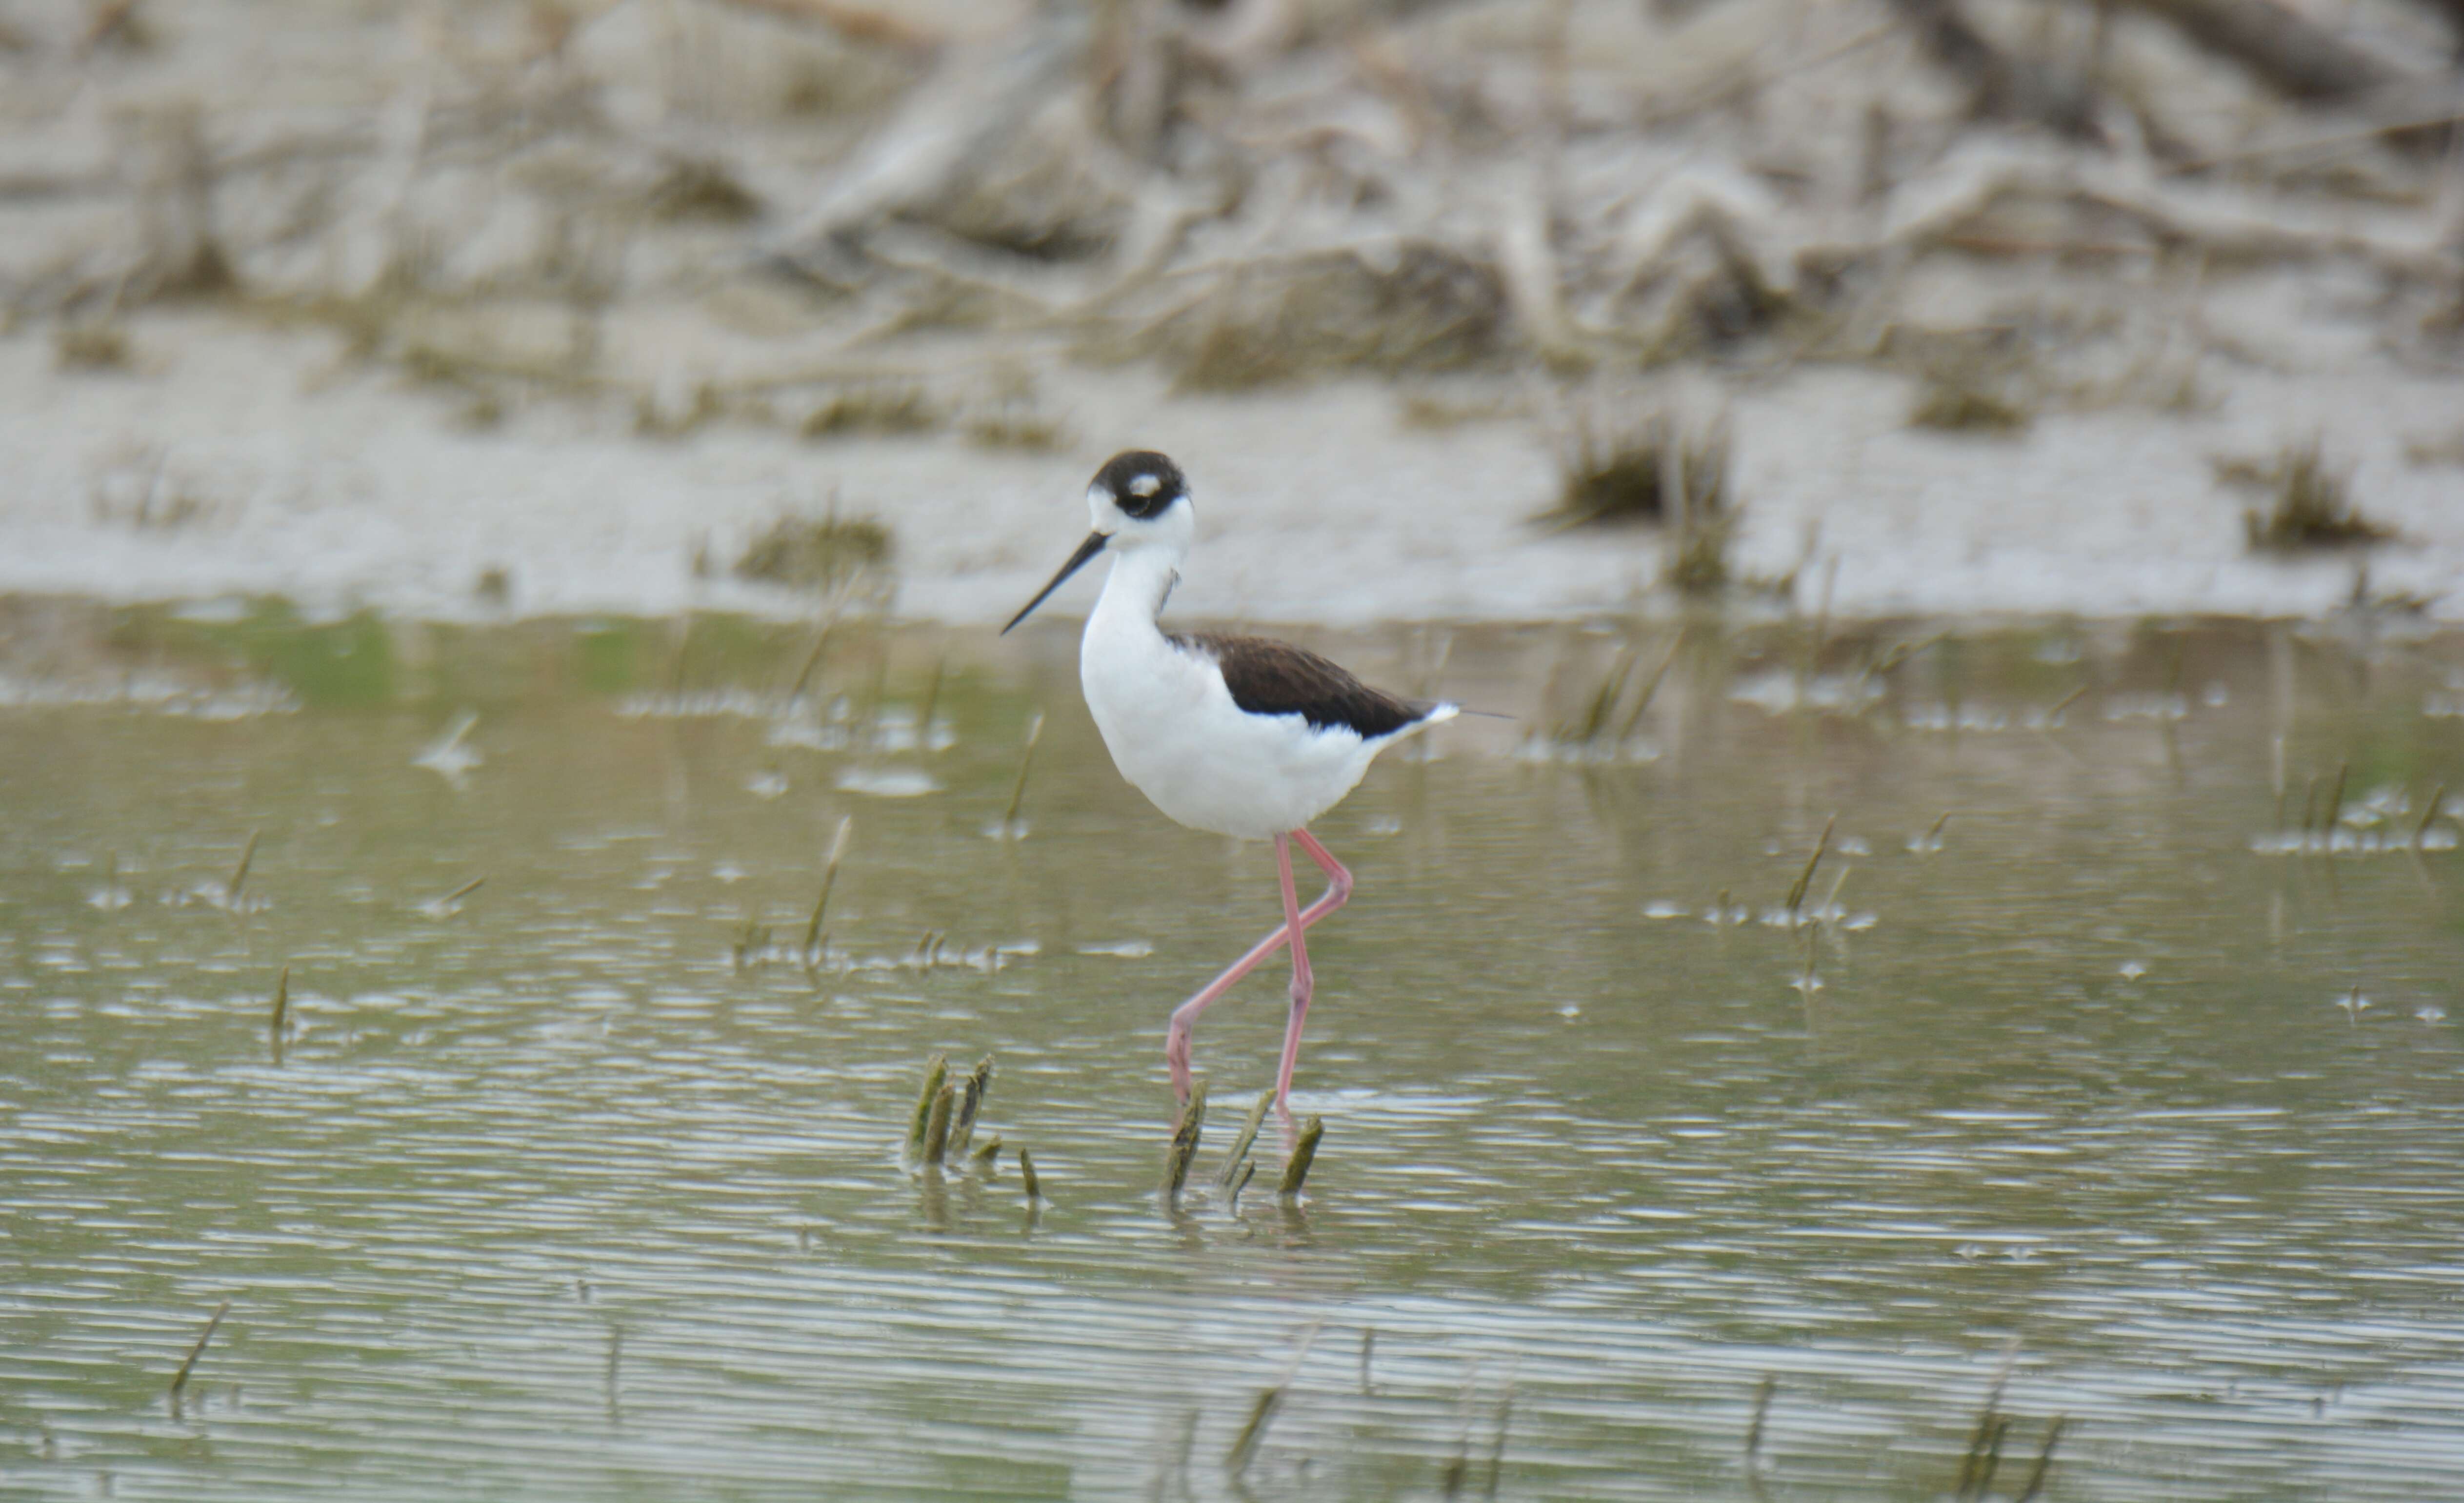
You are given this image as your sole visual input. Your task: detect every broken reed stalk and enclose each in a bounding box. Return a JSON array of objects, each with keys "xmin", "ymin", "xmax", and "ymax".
[
  {"xmin": 269, "ymin": 964, "xmax": 290, "ymax": 1036},
  {"xmin": 1614, "ymin": 633, "xmax": 1686, "ymax": 744},
  {"xmin": 1744, "ymin": 1374, "xmax": 1775, "ymax": 1463},
  {"xmin": 1924, "ymin": 810, "xmax": 1951, "ymax": 848},
  {"xmin": 1217, "ymin": 1088, "xmax": 1275, "ymax": 1188},
  {"xmin": 2416, "ymin": 785, "xmax": 2447, "ymax": 846},
  {"xmin": 916, "ymin": 654, "xmax": 946, "ymax": 742},
  {"xmin": 1224, "ymin": 1386, "xmax": 1282, "ymax": 1475},
  {"xmin": 1485, "ymin": 1383, "xmax": 1513, "ymax": 1498},
  {"xmin": 2047, "ymin": 683, "xmax": 2089, "ymax": 723},
  {"xmin": 168, "ymin": 1300, "xmax": 230, "ymax": 1400},
  {"xmin": 1819, "ymin": 864, "xmax": 1851, "ymax": 919},
  {"xmin": 1278, "ymin": 1115, "xmax": 1325, "ymax": 1198},
  {"xmin": 1969, "ymin": 1416, "xmax": 2011, "ymax": 1501},
  {"xmin": 905, "ymin": 1053, "xmax": 948, "ymax": 1159},
  {"xmin": 1783, "ymin": 814, "xmax": 1836, "ymax": 915},
  {"xmin": 805, "ymin": 816, "xmax": 854, "ymax": 961},
  {"xmin": 1002, "ymin": 712, "xmax": 1045, "ymax": 831},
  {"xmin": 786, "ymin": 618, "xmax": 837, "ymax": 701},
  {"xmin": 1953, "ymin": 1409, "xmax": 1999, "ymax": 1500},
  {"xmin": 1019, "ymin": 1147, "xmax": 1042, "ymax": 1201},
  {"xmin": 1163, "ymin": 1080, "xmax": 1208, "ymax": 1197},
  {"xmin": 860, "ymin": 634, "xmax": 892, "ymax": 744},
  {"xmin": 1225, "ymin": 1321, "xmax": 1323, "ymax": 1474},
  {"xmin": 948, "ymin": 1055, "xmax": 993, "ymax": 1157},
  {"xmin": 666, "ymin": 611, "xmax": 695, "ymax": 699},
  {"xmin": 969, "ymin": 1133, "xmax": 1002, "ymax": 1169},
  {"xmin": 1563, "ymin": 644, "xmax": 1635, "ymax": 743},
  {"xmin": 2013, "ymin": 1415, "xmax": 2065, "ymax": 1503},
  {"xmin": 1228, "ymin": 1157, "xmax": 1256, "ymax": 1211},
  {"xmin": 225, "ymin": 829, "xmax": 260, "ymax": 905},
  {"xmin": 730, "ymin": 917, "xmax": 771, "ymax": 970},
  {"xmin": 2321, "ymin": 760, "xmax": 2349, "ymax": 835},
  {"xmin": 1447, "ymin": 1365, "xmax": 1494, "ymax": 1492},
  {"xmin": 921, "ymin": 1084, "xmax": 958, "ymax": 1166},
  {"xmin": 1954, "ymin": 1340, "xmax": 2021, "ymax": 1502},
  {"xmin": 1867, "ymin": 633, "xmax": 1945, "ymax": 681},
  {"xmin": 440, "ymin": 875, "xmax": 486, "ymax": 906}
]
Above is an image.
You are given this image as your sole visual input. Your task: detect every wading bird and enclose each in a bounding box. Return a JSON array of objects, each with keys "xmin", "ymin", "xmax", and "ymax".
[{"xmin": 1003, "ymin": 451, "xmax": 1457, "ymax": 1111}]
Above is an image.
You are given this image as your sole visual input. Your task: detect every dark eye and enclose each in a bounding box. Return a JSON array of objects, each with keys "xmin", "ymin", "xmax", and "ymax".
[
  {"xmin": 1118, "ymin": 482, "xmax": 1173, "ymax": 519},
  {"xmin": 1095, "ymin": 450, "xmax": 1185, "ymax": 519}
]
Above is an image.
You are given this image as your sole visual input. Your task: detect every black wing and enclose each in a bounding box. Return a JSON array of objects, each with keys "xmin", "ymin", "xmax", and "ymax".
[{"xmin": 1170, "ymin": 632, "xmax": 1435, "ymax": 739}]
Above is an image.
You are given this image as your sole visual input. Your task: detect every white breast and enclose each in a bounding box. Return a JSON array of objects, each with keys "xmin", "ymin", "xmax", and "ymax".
[{"xmin": 1079, "ymin": 557, "xmax": 1395, "ymax": 840}]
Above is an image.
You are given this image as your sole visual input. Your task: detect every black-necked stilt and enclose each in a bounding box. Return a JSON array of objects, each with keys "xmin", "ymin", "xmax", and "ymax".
[{"xmin": 1003, "ymin": 450, "xmax": 1458, "ymax": 1111}]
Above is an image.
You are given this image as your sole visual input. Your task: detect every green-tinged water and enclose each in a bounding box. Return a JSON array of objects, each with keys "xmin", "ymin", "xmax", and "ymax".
[{"xmin": 4, "ymin": 599, "xmax": 2462, "ymax": 1501}]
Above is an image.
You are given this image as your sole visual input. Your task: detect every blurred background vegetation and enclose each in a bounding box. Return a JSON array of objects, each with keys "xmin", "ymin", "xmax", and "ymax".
[{"xmin": 2, "ymin": 0, "xmax": 2460, "ymax": 614}]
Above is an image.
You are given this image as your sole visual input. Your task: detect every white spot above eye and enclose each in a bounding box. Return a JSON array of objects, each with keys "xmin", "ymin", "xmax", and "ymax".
[{"xmin": 1128, "ymin": 474, "xmax": 1161, "ymax": 497}]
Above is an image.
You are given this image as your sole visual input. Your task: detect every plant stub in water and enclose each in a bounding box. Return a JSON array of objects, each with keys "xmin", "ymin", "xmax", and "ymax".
[
  {"xmin": 168, "ymin": 1300, "xmax": 231, "ymax": 1402},
  {"xmin": 1783, "ymin": 814, "xmax": 1836, "ymax": 916},
  {"xmin": 225, "ymin": 828, "xmax": 260, "ymax": 906},
  {"xmin": 921, "ymin": 1084, "xmax": 958, "ymax": 1166},
  {"xmin": 905, "ymin": 1053, "xmax": 948, "ymax": 1160},
  {"xmin": 1278, "ymin": 1115, "xmax": 1325, "ymax": 1198},
  {"xmin": 948, "ymin": 1055, "xmax": 993, "ymax": 1157},
  {"xmin": 803, "ymin": 816, "xmax": 853, "ymax": 963},
  {"xmin": 1217, "ymin": 1088, "xmax": 1275, "ymax": 1189},
  {"xmin": 1163, "ymin": 1079, "xmax": 1207, "ymax": 1197}
]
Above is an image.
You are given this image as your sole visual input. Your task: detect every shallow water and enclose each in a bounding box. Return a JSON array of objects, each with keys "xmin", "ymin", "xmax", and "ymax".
[{"xmin": 3, "ymin": 600, "xmax": 2462, "ymax": 1501}]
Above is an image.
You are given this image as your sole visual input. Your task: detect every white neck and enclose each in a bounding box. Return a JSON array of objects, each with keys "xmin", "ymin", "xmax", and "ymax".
[{"xmin": 1090, "ymin": 546, "xmax": 1179, "ymax": 637}]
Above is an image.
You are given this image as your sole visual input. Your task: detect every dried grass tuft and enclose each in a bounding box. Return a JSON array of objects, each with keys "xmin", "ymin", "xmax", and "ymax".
[
  {"xmin": 55, "ymin": 322, "xmax": 133, "ymax": 372},
  {"xmin": 801, "ymin": 384, "xmax": 945, "ymax": 439},
  {"xmin": 1539, "ymin": 411, "xmax": 1743, "ymax": 594},
  {"xmin": 2221, "ymin": 443, "xmax": 2392, "ymax": 551},
  {"xmin": 734, "ymin": 508, "xmax": 892, "ymax": 591},
  {"xmin": 1909, "ymin": 378, "xmax": 2033, "ymax": 433},
  {"xmin": 1157, "ymin": 246, "xmax": 1508, "ymax": 394},
  {"xmin": 646, "ymin": 158, "xmax": 763, "ymax": 223}
]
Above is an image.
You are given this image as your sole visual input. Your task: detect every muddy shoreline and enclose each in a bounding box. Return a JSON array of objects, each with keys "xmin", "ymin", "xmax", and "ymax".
[
  {"xmin": 5, "ymin": 307, "xmax": 2459, "ymax": 627},
  {"xmin": 4, "ymin": 0, "xmax": 2461, "ymax": 626}
]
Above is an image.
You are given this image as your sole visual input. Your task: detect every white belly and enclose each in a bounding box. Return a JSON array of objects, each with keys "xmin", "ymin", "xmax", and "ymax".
[{"xmin": 1081, "ymin": 624, "xmax": 1384, "ymax": 840}]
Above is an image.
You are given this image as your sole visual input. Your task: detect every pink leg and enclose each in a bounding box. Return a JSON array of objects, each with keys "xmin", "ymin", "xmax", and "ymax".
[
  {"xmin": 1271, "ymin": 833, "xmax": 1313, "ymax": 1108},
  {"xmin": 1162, "ymin": 827, "xmax": 1352, "ymax": 1105}
]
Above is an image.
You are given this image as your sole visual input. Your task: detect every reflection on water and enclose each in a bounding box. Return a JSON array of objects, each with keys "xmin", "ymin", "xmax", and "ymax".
[{"xmin": 3, "ymin": 600, "xmax": 2462, "ymax": 1500}]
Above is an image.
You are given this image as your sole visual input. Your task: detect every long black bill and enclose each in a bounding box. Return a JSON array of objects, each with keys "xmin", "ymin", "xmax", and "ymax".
[{"xmin": 1001, "ymin": 531, "xmax": 1108, "ymax": 635}]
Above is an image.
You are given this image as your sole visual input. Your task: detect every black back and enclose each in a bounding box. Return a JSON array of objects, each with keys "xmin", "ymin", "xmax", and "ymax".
[{"xmin": 1171, "ymin": 631, "xmax": 1433, "ymax": 739}]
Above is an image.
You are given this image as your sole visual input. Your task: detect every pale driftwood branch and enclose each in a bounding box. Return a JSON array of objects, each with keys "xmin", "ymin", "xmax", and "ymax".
[
  {"xmin": 1865, "ymin": 138, "xmax": 2462, "ymax": 278},
  {"xmin": 707, "ymin": 0, "xmax": 942, "ymax": 53},
  {"xmin": 761, "ymin": 14, "xmax": 1090, "ymax": 265},
  {"xmin": 2112, "ymin": 0, "xmax": 2414, "ymax": 101},
  {"xmin": 2162, "ymin": 79, "xmax": 2464, "ymax": 172},
  {"xmin": 1886, "ymin": 0, "xmax": 2104, "ymax": 140},
  {"xmin": 1493, "ymin": 166, "xmax": 1577, "ymax": 359}
]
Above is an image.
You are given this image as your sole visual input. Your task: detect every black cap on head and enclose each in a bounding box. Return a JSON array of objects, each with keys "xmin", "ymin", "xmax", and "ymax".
[{"xmin": 1093, "ymin": 450, "xmax": 1187, "ymax": 520}]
